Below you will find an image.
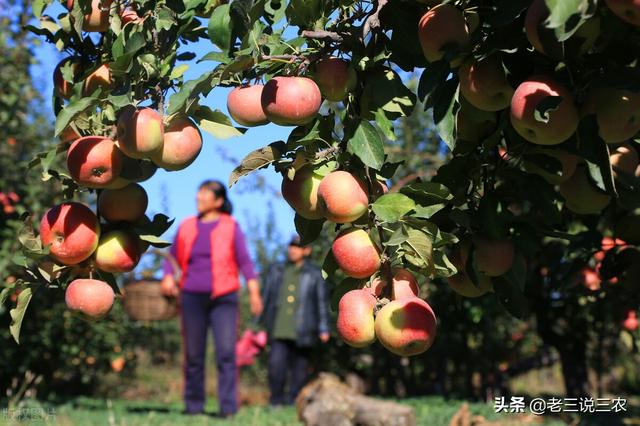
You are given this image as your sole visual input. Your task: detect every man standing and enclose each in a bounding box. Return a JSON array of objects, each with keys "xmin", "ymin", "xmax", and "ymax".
[{"xmin": 260, "ymin": 235, "xmax": 331, "ymax": 406}]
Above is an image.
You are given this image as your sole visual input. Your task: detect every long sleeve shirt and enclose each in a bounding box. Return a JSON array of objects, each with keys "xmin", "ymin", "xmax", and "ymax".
[{"xmin": 162, "ymin": 218, "xmax": 257, "ymax": 294}]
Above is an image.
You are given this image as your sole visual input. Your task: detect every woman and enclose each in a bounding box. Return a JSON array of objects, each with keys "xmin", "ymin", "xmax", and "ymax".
[{"xmin": 161, "ymin": 180, "xmax": 263, "ymax": 417}]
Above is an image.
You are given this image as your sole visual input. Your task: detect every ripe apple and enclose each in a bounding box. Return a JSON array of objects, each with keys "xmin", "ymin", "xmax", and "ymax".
[
  {"xmin": 313, "ymin": 57, "xmax": 357, "ymax": 102},
  {"xmin": 317, "ymin": 171, "xmax": 369, "ymax": 223},
  {"xmin": 53, "ymin": 58, "xmax": 81, "ymax": 99},
  {"xmin": 418, "ymin": 4, "xmax": 469, "ymax": 63},
  {"xmin": 374, "ymin": 297, "xmax": 437, "ymax": 356},
  {"xmin": 227, "ymin": 85, "xmax": 269, "ymax": 127},
  {"xmin": 582, "ymin": 88, "xmax": 640, "ymax": 144},
  {"xmin": 67, "ymin": 136, "xmax": 123, "ymax": 188},
  {"xmin": 610, "ymin": 143, "xmax": 639, "ymax": 176},
  {"xmin": 458, "ymin": 56, "xmax": 514, "ymax": 112},
  {"xmin": 623, "ymin": 310, "xmax": 639, "ymax": 331},
  {"xmin": 473, "ymin": 236, "xmax": 515, "ymax": 277},
  {"xmin": 369, "ymin": 268, "xmax": 420, "ymax": 300},
  {"xmin": 261, "ymin": 76, "xmax": 322, "ymax": 126},
  {"xmin": 83, "ymin": 64, "xmax": 111, "ymax": 96},
  {"xmin": 332, "ymin": 228, "xmax": 381, "ymax": 279},
  {"xmin": 510, "ymin": 76, "xmax": 579, "ymax": 145},
  {"xmin": 559, "ymin": 166, "xmax": 611, "ymax": 214},
  {"xmin": 150, "ymin": 115, "xmax": 202, "ymax": 171},
  {"xmin": 605, "ymin": 0, "xmax": 640, "ymax": 26},
  {"xmin": 581, "ymin": 267, "xmax": 601, "ymax": 291},
  {"xmin": 523, "ymin": 148, "xmax": 579, "ymax": 184},
  {"xmin": 94, "ymin": 230, "xmax": 142, "ymax": 273},
  {"xmin": 446, "ymin": 241, "xmax": 493, "ymax": 297},
  {"xmin": 66, "ymin": 0, "xmax": 112, "ymax": 32},
  {"xmin": 98, "ymin": 183, "xmax": 148, "ymax": 223},
  {"xmin": 65, "ymin": 278, "xmax": 115, "ymax": 320},
  {"xmin": 336, "ymin": 289, "xmax": 377, "ymax": 348},
  {"xmin": 281, "ymin": 165, "xmax": 324, "ymax": 220},
  {"xmin": 120, "ymin": 7, "xmax": 141, "ymax": 25},
  {"xmin": 118, "ymin": 155, "xmax": 158, "ymax": 183},
  {"xmin": 116, "ymin": 106, "xmax": 165, "ymax": 159},
  {"xmin": 40, "ymin": 202, "xmax": 100, "ymax": 265}
]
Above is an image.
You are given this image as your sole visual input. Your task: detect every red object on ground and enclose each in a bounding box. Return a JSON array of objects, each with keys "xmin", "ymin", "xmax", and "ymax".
[{"xmin": 236, "ymin": 329, "xmax": 267, "ymax": 367}]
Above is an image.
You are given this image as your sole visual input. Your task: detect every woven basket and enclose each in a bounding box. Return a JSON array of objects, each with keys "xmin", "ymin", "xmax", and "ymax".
[{"xmin": 122, "ymin": 251, "xmax": 181, "ymax": 321}]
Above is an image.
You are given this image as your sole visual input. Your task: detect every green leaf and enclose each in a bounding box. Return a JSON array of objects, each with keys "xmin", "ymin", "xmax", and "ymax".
[
  {"xmin": 32, "ymin": 0, "xmax": 51, "ymax": 18},
  {"xmin": 286, "ymin": 0, "xmax": 322, "ymax": 28},
  {"xmin": 372, "ymin": 193, "xmax": 416, "ymax": 223},
  {"xmin": 322, "ymin": 249, "xmax": 340, "ymax": 282},
  {"xmin": 400, "ymin": 181, "xmax": 453, "ymax": 206},
  {"xmin": 54, "ymin": 97, "xmax": 98, "ymax": 136},
  {"xmin": 294, "ymin": 214, "xmax": 325, "ymax": 246},
  {"xmin": 534, "ymin": 95, "xmax": 562, "ymax": 124},
  {"xmin": 229, "ymin": 142, "xmax": 286, "ymax": 187},
  {"xmin": 402, "ymin": 228, "xmax": 434, "ymax": 273},
  {"xmin": 10, "ymin": 287, "xmax": 33, "ymax": 344},
  {"xmin": 194, "ymin": 107, "xmax": 246, "ymax": 139},
  {"xmin": 431, "ymin": 78, "xmax": 459, "ymax": 150},
  {"xmin": 492, "ymin": 276, "xmax": 530, "ymax": 320},
  {"xmin": 170, "ymin": 64, "xmax": 189, "ymax": 80},
  {"xmin": 346, "ymin": 120, "xmax": 385, "ymax": 170},
  {"xmin": 412, "ymin": 204, "xmax": 446, "ymax": 219},
  {"xmin": 138, "ymin": 235, "xmax": 172, "ymax": 248},
  {"xmin": 385, "ymin": 225, "xmax": 409, "ymax": 247},
  {"xmin": 208, "ymin": 4, "xmax": 233, "ymax": 52}
]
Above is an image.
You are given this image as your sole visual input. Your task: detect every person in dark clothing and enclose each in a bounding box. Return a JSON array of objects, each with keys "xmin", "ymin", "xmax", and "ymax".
[{"xmin": 260, "ymin": 235, "xmax": 331, "ymax": 406}]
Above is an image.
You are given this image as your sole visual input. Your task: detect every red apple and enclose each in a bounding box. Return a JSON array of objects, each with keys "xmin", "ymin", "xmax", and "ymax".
[
  {"xmin": 418, "ymin": 4, "xmax": 469, "ymax": 63},
  {"xmin": 332, "ymin": 228, "xmax": 381, "ymax": 279},
  {"xmin": 40, "ymin": 202, "xmax": 100, "ymax": 265},
  {"xmin": 83, "ymin": 64, "xmax": 111, "ymax": 96},
  {"xmin": 116, "ymin": 106, "xmax": 165, "ymax": 159},
  {"xmin": 582, "ymin": 88, "xmax": 640, "ymax": 144},
  {"xmin": 369, "ymin": 268, "xmax": 420, "ymax": 300},
  {"xmin": 66, "ymin": 0, "xmax": 112, "ymax": 32},
  {"xmin": 98, "ymin": 183, "xmax": 148, "ymax": 223},
  {"xmin": 67, "ymin": 136, "xmax": 123, "ymax": 188},
  {"xmin": 150, "ymin": 115, "xmax": 202, "ymax": 171},
  {"xmin": 473, "ymin": 236, "xmax": 515, "ymax": 277},
  {"xmin": 623, "ymin": 310, "xmax": 639, "ymax": 331},
  {"xmin": 65, "ymin": 278, "xmax": 115, "ymax": 319},
  {"xmin": 458, "ymin": 56, "xmax": 514, "ymax": 112},
  {"xmin": 610, "ymin": 143, "xmax": 639, "ymax": 176},
  {"xmin": 559, "ymin": 165, "xmax": 611, "ymax": 215},
  {"xmin": 336, "ymin": 289, "xmax": 377, "ymax": 348},
  {"xmin": 605, "ymin": 0, "xmax": 640, "ymax": 26},
  {"xmin": 94, "ymin": 230, "xmax": 142, "ymax": 273},
  {"xmin": 317, "ymin": 171, "xmax": 369, "ymax": 223},
  {"xmin": 261, "ymin": 77, "xmax": 322, "ymax": 126},
  {"xmin": 510, "ymin": 76, "xmax": 579, "ymax": 145},
  {"xmin": 281, "ymin": 165, "xmax": 324, "ymax": 220},
  {"xmin": 313, "ymin": 57, "xmax": 357, "ymax": 102},
  {"xmin": 53, "ymin": 57, "xmax": 82, "ymax": 99},
  {"xmin": 374, "ymin": 297, "xmax": 437, "ymax": 356},
  {"xmin": 227, "ymin": 85, "xmax": 269, "ymax": 127}
]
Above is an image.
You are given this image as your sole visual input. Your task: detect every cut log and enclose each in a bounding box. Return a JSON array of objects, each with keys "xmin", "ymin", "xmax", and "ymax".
[{"xmin": 296, "ymin": 373, "xmax": 416, "ymax": 426}]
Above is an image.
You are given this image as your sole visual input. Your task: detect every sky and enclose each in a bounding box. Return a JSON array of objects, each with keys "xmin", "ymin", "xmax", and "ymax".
[{"xmin": 31, "ymin": 9, "xmax": 299, "ymax": 266}]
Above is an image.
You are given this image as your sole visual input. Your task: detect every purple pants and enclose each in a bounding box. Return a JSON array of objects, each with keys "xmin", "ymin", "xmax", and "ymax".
[{"xmin": 179, "ymin": 290, "xmax": 239, "ymax": 415}]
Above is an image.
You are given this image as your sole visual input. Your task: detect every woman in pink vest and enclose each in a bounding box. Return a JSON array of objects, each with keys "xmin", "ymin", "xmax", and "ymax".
[{"xmin": 160, "ymin": 180, "xmax": 263, "ymax": 417}]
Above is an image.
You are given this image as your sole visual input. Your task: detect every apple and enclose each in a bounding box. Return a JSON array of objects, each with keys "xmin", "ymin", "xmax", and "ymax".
[
  {"xmin": 336, "ymin": 289, "xmax": 377, "ymax": 348},
  {"xmin": 313, "ymin": 57, "xmax": 357, "ymax": 102},
  {"xmin": 473, "ymin": 236, "xmax": 515, "ymax": 277},
  {"xmin": 83, "ymin": 64, "xmax": 111, "ymax": 96},
  {"xmin": 94, "ymin": 230, "xmax": 142, "ymax": 273},
  {"xmin": 559, "ymin": 166, "xmax": 611, "ymax": 214},
  {"xmin": 458, "ymin": 56, "xmax": 514, "ymax": 112},
  {"xmin": 116, "ymin": 106, "xmax": 165, "ymax": 159},
  {"xmin": 523, "ymin": 148, "xmax": 579, "ymax": 184},
  {"xmin": 510, "ymin": 76, "xmax": 579, "ymax": 145},
  {"xmin": 456, "ymin": 101, "xmax": 497, "ymax": 143},
  {"xmin": 418, "ymin": 4, "xmax": 469, "ymax": 63},
  {"xmin": 66, "ymin": 0, "xmax": 112, "ymax": 33},
  {"xmin": 118, "ymin": 155, "xmax": 158, "ymax": 183},
  {"xmin": 53, "ymin": 58, "xmax": 81, "ymax": 99},
  {"xmin": 67, "ymin": 136, "xmax": 123, "ymax": 188},
  {"xmin": 150, "ymin": 115, "xmax": 202, "ymax": 171},
  {"xmin": 40, "ymin": 202, "xmax": 100, "ymax": 265},
  {"xmin": 120, "ymin": 8, "xmax": 141, "ymax": 25},
  {"xmin": 111, "ymin": 356, "xmax": 126, "ymax": 373},
  {"xmin": 369, "ymin": 268, "xmax": 420, "ymax": 300},
  {"xmin": 582, "ymin": 88, "xmax": 640, "ymax": 144},
  {"xmin": 65, "ymin": 278, "xmax": 115, "ymax": 320},
  {"xmin": 281, "ymin": 165, "xmax": 324, "ymax": 220},
  {"xmin": 605, "ymin": 0, "xmax": 640, "ymax": 26},
  {"xmin": 446, "ymin": 241, "xmax": 493, "ymax": 297},
  {"xmin": 317, "ymin": 171, "xmax": 369, "ymax": 223},
  {"xmin": 227, "ymin": 85, "xmax": 269, "ymax": 127},
  {"xmin": 374, "ymin": 297, "xmax": 437, "ymax": 356},
  {"xmin": 581, "ymin": 267, "xmax": 601, "ymax": 291},
  {"xmin": 623, "ymin": 310, "xmax": 639, "ymax": 331},
  {"xmin": 610, "ymin": 143, "xmax": 639, "ymax": 176},
  {"xmin": 332, "ymin": 228, "xmax": 381, "ymax": 279},
  {"xmin": 261, "ymin": 76, "xmax": 322, "ymax": 126},
  {"xmin": 98, "ymin": 183, "xmax": 148, "ymax": 223}
]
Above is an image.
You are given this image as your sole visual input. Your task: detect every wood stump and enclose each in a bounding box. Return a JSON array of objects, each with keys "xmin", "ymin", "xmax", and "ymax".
[{"xmin": 295, "ymin": 373, "xmax": 416, "ymax": 426}]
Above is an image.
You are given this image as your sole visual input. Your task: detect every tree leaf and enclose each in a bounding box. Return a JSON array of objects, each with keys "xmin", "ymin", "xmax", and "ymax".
[
  {"xmin": 194, "ymin": 106, "xmax": 246, "ymax": 139},
  {"xmin": 346, "ymin": 120, "xmax": 385, "ymax": 170},
  {"xmin": 229, "ymin": 142, "xmax": 286, "ymax": 187},
  {"xmin": 208, "ymin": 4, "xmax": 233, "ymax": 52},
  {"xmin": 54, "ymin": 97, "xmax": 98, "ymax": 136},
  {"xmin": 371, "ymin": 193, "xmax": 416, "ymax": 223},
  {"xmin": 294, "ymin": 214, "xmax": 325, "ymax": 246},
  {"xmin": 431, "ymin": 78, "xmax": 459, "ymax": 151},
  {"xmin": 492, "ymin": 275, "xmax": 530, "ymax": 320},
  {"xmin": 402, "ymin": 228, "xmax": 434, "ymax": 273},
  {"xmin": 533, "ymin": 95, "xmax": 562, "ymax": 124},
  {"xmin": 322, "ymin": 249, "xmax": 340, "ymax": 282},
  {"xmin": 10, "ymin": 287, "xmax": 33, "ymax": 345}
]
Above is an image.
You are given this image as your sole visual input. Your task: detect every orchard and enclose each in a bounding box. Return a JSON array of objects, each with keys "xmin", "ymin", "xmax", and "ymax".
[{"xmin": 2, "ymin": 0, "xmax": 640, "ymax": 393}]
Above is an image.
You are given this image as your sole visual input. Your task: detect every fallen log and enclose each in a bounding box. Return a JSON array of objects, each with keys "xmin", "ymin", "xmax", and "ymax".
[{"xmin": 296, "ymin": 373, "xmax": 416, "ymax": 426}]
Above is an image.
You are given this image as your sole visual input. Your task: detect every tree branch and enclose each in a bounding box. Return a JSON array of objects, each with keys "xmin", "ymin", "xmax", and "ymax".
[
  {"xmin": 301, "ymin": 30, "xmax": 343, "ymax": 43},
  {"xmin": 361, "ymin": 0, "xmax": 388, "ymax": 41}
]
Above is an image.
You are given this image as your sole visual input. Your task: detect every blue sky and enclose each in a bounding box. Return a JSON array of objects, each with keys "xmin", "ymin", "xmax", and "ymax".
[{"xmin": 32, "ymin": 11, "xmax": 298, "ymax": 262}]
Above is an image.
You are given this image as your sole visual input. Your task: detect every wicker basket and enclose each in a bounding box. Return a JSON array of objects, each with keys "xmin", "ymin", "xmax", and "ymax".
[
  {"xmin": 122, "ymin": 280, "xmax": 179, "ymax": 321},
  {"xmin": 122, "ymin": 251, "xmax": 180, "ymax": 321}
]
